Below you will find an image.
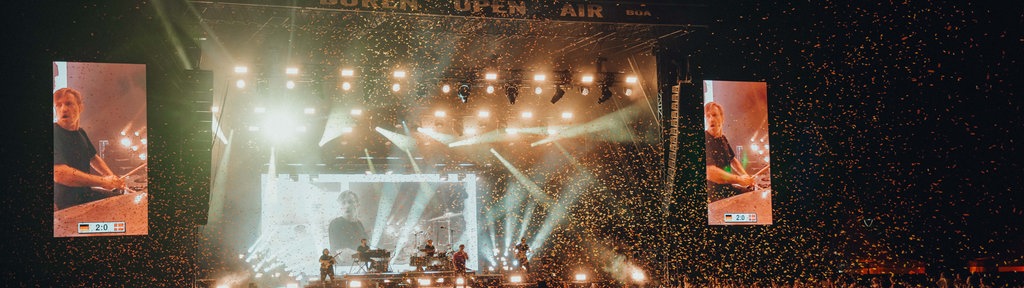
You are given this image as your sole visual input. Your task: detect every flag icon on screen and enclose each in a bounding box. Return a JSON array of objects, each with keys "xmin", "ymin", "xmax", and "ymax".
[
  {"xmin": 78, "ymin": 224, "xmax": 90, "ymax": 233},
  {"xmin": 724, "ymin": 214, "xmax": 733, "ymax": 221},
  {"xmin": 114, "ymin": 222, "xmax": 125, "ymax": 232},
  {"xmin": 750, "ymin": 214, "xmax": 757, "ymax": 222}
]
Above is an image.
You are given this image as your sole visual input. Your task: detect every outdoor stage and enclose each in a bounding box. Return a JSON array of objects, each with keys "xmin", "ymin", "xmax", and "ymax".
[{"xmin": 306, "ymin": 270, "xmax": 511, "ymax": 288}]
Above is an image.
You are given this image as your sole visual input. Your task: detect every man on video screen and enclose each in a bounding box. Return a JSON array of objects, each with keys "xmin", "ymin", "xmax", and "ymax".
[{"xmin": 53, "ymin": 88, "xmax": 124, "ymax": 210}]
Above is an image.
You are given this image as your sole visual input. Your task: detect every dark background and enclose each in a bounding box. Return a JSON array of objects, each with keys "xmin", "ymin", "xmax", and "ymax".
[{"xmin": 4, "ymin": 0, "xmax": 1021, "ymax": 286}]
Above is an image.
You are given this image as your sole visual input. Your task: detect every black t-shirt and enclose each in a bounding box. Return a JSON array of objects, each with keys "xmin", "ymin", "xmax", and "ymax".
[
  {"xmin": 320, "ymin": 254, "xmax": 335, "ymax": 271},
  {"xmin": 328, "ymin": 217, "xmax": 367, "ymax": 252},
  {"xmin": 423, "ymin": 244, "xmax": 435, "ymax": 256},
  {"xmin": 705, "ymin": 130, "xmax": 736, "ymax": 199},
  {"xmin": 54, "ymin": 123, "xmax": 97, "ymax": 210}
]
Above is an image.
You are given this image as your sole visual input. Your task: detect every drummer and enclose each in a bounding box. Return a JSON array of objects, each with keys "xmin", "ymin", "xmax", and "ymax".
[{"xmin": 421, "ymin": 239, "xmax": 436, "ymax": 257}]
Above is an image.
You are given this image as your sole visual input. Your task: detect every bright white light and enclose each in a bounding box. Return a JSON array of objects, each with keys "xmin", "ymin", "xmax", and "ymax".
[
  {"xmin": 286, "ymin": 67, "xmax": 299, "ymax": 75},
  {"xmin": 750, "ymin": 144, "xmax": 760, "ymax": 151},
  {"xmin": 254, "ymin": 107, "xmax": 266, "ymax": 113},
  {"xmin": 764, "ymin": 144, "xmax": 769, "ymax": 150},
  {"xmin": 131, "ymin": 145, "xmax": 139, "ymax": 151},
  {"xmin": 211, "ymin": 106, "xmax": 220, "ymax": 113},
  {"xmin": 393, "ymin": 70, "xmax": 407, "ymax": 78},
  {"xmin": 341, "ymin": 69, "xmax": 354, "ymax": 77},
  {"xmin": 574, "ymin": 273, "xmax": 587, "ymax": 281},
  {"xmin": 286, "ymin": 283, "xmax": 299, "ymax": 288},
  {"xmin": 581, "ymin": 75, "xmax": 594, "ymax": 83},
  {"xmin": 437, "ymin": 278, "xmax": 445, "ymax": 284},
  {"xmin": 234, "ymin": 66, "xmax": 248, "ymax": 74},
  {"xmin": 581, "ymin": 87, "xmax": 590, "ymax": 95},
  {"xmin": 304, "ymin": 107, "xmax": 316, "ymax": 115},
  {"xmin": 465, "ymin": 127, "xmax": 477, "ymax": 134},
  {"xmin": 236, "ymin": 79, "xmax": 246, "ymax": 89},
  {"xmin": 342, "ymin": 82, "xmax": 352, "ymax": 91},
  {"xmin": 534, "ymin": 87, "xmax": 543, "ymax": 95},
  {"xmin": 487, "ymin": 85, "xmax": 495, "ymax": 94},
  {"xmin": 456, "ymin": 277, "xmax": 466, "ymax": 285},
  {"xmin": 138, "ymin": 153, "xmax": 147, "ymax": 160},
  {"xmin": 342, "ymin": 127, "xmax": 354, "ymax": 133},
  {"xmin": 349, "ymin": 280, "xmax": 362, "ymax": 287},
  {"xmin": 478, "ymin": 111, "xmax": 490, "ymax": 118},
  {"xmin": 533, "ymin": 74, "xmax": 546, "ymax": 81},
  {"xmin": 506, "ymin": 128, "xmax": 519, "ymax": 135},
  {"xmin": 254, "ymin": 273, "xmax": 263, "ymax": 278},
  {"xmin": 547, "ymin": 128, "xmax": 557, "ymax": 135},
  {"xmin": 238, "ymin": 254, "xmax": 245, "ymax": 259},
  {"xmin": 442, "ymin": 84, "xmax": 451, "ymax": 93},
  {"xmin": 351, "ymin": 109, "xmax": 363, "ymax": 116},
  {"xmin": 120, "ymin": 137, "xmax": 131, "ymax": 148},
  {"xmin": 286, "ymin": 80, "xmax": 295, "ymax": 89},
  {"xmin": 216, "ymin": 285, "xmax": 228, "ymax": 288},
  {"xmin": 417, "ymin": 278, "xmax": 431, "ymax": 286},
  {"xmin": 121, "ymin": 131, "xmax": 127, "ymax": 136},
  {"xmin": 631, "ymin": 270, "xmax": 645, "ymax": 282},
  {"xmin": 434, "ymin": 110, "xmax": 447, "ymax": 117},
  {"xmin": 624, "ymin": 88, "xmax": 633, "ymax": 96},
  {"xmin": 764, "ymin": 156, "xmax": 770, "ymax": 162},
  {"xmin": 418, "ymin": 127, "xmax": 434, "ymax": 133},
  {"xmin": 561, "ymin": 112, "xmax": 573, "ymax": 119},
  {"xmin": 140, "ymin": 138, "xmax": 147, "ymax": 145},
  {"xmin": 510, "ymin": 275, "xmax": 523, "ymax": 283},
  {"xmin": 134, "ymin": 131, "xmax": 140, "ymax": 137},
  {"xmin": 521, "ymin": 111, "xmax": 533, "ymax": 118},
  {"xmin": 625, "ymin": 76, "xmax": 638, "ymax": 83},
  {"xmin": 485, "ymin": 72, "xmax": 498, "ymax": 80},
  {"xmin": 392, "ymin": 83, "xmax": 401, "ymax": 92}
]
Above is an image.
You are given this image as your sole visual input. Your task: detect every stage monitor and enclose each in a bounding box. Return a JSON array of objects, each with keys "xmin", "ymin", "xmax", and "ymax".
[
  {"xmin": 703, "ymin": 80, "xmax": 772, "ymax": 226},
  {"xmin": 53, "ymin": 61, "xmax": 149, "ymax": 237}
]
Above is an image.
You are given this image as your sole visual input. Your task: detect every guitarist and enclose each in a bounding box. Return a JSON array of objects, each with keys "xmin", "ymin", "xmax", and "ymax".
[
  {"xmin": 319, "ymin": 248, "xmax": 338, "ymax": 283},
  {"xmin": 514, "ymin": 238, "xmax": 530, "ymax": 271}
]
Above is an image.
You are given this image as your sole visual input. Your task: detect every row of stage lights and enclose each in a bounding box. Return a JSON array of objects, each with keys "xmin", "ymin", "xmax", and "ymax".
[{"xmin": 231, "ymin": 66, "xmax": 640, "ymax": 104}]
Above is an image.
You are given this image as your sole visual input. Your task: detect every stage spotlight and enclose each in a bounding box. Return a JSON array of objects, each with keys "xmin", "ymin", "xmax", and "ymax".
[
  {"xmin": 625, "ymin": 76, "xmax": 638, "ymax": 83},
  {"xmin": 561, "ymin": 112, "xmax": 573, "ymax": 119},
  {"xmin": 351, "ymin": 109, "xmax": 363, "ymax": 116},
  {"xmin": 392, "ymin": 83, "xmax": 401, "ymax": 92},
  {"xmin": 286, "ymin": 67, "xmax": 299, "ymax": 75},
  {"xmin": 236, "ymin": 79, "xmax": 246, "ymax": 89},
  {"xmin": 509, "ymin": 275, "xmax": 523, "ymax": 283},
  {"xmin": 506, "ymin": 85, "xmax": 519, "ymax": 104},
  {"xmin": 534, "ymin": 87, "xmax": 543, "ymax": 95},
  {"xmin": 533, "ymin": 74, "xmax": 546, "ymax": 81},
  {"xmin": 630, "ymin": 270, "xmax": 645, "ymax": 282},
  {"xmin": 216, "ymin": 285, "xmax": 228, "ymax": 288},
  {"xmin": 349, "ymin": 280, "xmax": 363, "ymax": 287},
  {"xmin": 485, "ymin": 72, "xmax": 498, "ymax": 80},
  {"xmin": 393, "ymin": 70, "xmax": 407, "ymax": 78},
  {"xmin": 286, "ymin": 80, "xmax": 296, "ymax": 89},
  {"xmin": 580, "ymin": 87, "xmax": 590, "ymax": 95},
  {"xmin": 506, "ymin": 128, "xmax": 519, "ymax": 135},
  {"xmin": 342, "ymin": 82, "xmax": 352, "ymax": 91},
  {"xmin": 442, "ymin": 84, "xmax": 451, "ymax": 93},
  {"xmin": 341, "ymin": 68, "xmax": 354, "ymax": 77},
  {"xmin": 417, "ymin": 278, "xmax": 431, "ymax": 286},
  {"xmin": 434, "ymin": 110, "xmax": 447, "ymax": 117},
  {"xmin": 598, "ymin": 85, "xmax": 613, "ymax": 103},
  {"xmin": 550, "ymin": 86, "xmax": 566, "ymax": 103},
  {"xmin": 478, "ymin": 110, "xmax": 490, "ymax": 118},
  {"xmin": 457, "ymin": 83, "xmax": 471, "ymax": 103},
  {"xmin": 624, "ymin": 88, "xmax": 633, "ymax": 96},
  {"xmin": 233, "ymin": 66, "xmax": 248, "ymax": 74},
  {"xmin": 581, "ymin": 75, "xmax": 594, "ymax": 83},
  {"xmin": 574, "ymin": 273, "xmax": 587, "ymax": 282},
  {"xmin": 521, "ymin": 111, "xmax": 533, "ymax": 119},
  {"xmin": 486, "ymin": 85, "xmax": 495, "ymax": 94},
  {"xmin": 456, "ymin": 277, "xmax": 466, "ymax": 285}
]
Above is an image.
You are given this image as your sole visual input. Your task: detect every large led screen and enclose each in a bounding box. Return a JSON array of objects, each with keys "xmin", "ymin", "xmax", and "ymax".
[
  {"xmin": 53, "ymin": 61, "xmax": 148, "ymax": 237},
  {"xmin": 703, "ymin": 80, "xmax": 772, "ymax": 225}
]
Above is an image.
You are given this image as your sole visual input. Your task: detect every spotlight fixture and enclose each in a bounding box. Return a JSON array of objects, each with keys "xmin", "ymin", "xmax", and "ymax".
[
  {"xmin": 624, "ymin": 88, "xmax": 633, "ymax": 96},
  {"xmin": 485, "ymin": 72, "xmax": 498, "ymax": 80},
  {"xmin": 505, "ymin": 85, "xmax": 519, "ymax": 104},
  {"xmin": 534, "ymin": 87, "xmax": 543, "ymax": 95},
  {"xmin": 486, "ymin": 85, "xmax": 495, "ymax": 94},
  {"xmin": 550, "ymin": 85, "xmax": 566, "ymax": 103},
  {"xmin": 581, "ymin": 75, "xmax": 594, "ymax": 83},
  {"xmin": 457, "ymin": 83, "xmax": 471, "ymax": 103},
  {"xmin": 342, "ymin": 82, "xmax": 352, "ymax": 91},
  {"xmin": 286, "ymin": 80, "xmax": 296, "ymax": 89},
  {"xmin": 580, "ymin": 87, "xmax": 590, "ymax": 96},
  {"xmin": 285, "ymin": 67, "xmax": 299, "ymax": 75},
  {"xmin": 625, "ymin": 76, "xmax": 638, "ymax": 83},
  {"xmin": 236, "ymin": 79, "xmax": 246, "ymax": 89},
  {"xmin": 234, "ymin": 66, "xmax": 248, "ymax": 74},
  {"xmin": 392, "ymin": 83, "xmax": 401, "ymax": 92},
  {"xmin": 340, "ymin": 69, "xmax": 354, "ymax": 77},
  {"xmin": 442, "ymin": 84, "xmax": 451, "ymax": 93},
  {"xmin": 393, "ymin": 70, "xmax": 407, "ymax": 78}
]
